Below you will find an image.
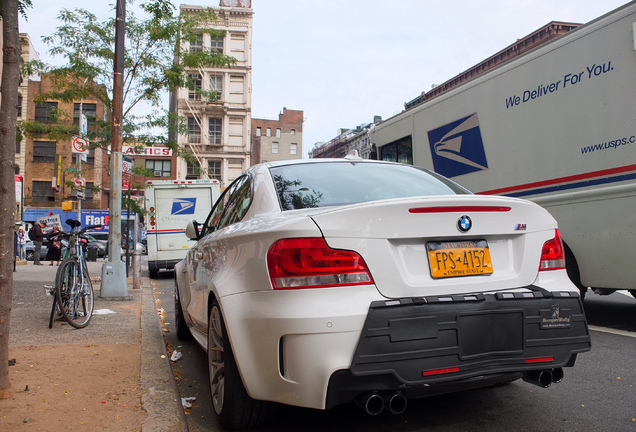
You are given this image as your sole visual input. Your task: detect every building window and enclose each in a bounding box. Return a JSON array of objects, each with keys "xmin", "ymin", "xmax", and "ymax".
[
  {"xmin": 17, "ymin": 94, "xmax": 22, "ymax": 117},
  {"xmin": 207, "ymin": 159, "xmax": 221, "ymax": 180},
  {"xmin": 290, "ymin": 143, "xmax": 297, "ymax": 155},
  {"xmin": 266, "ymin": 128, "xmax": 271, "ymax": 137},
  {"xmin": 186, "ymin": 160, "xmax": 200, "ymax": 179},
  {"xmin": 34, "ymin": 102, "xmax": 58, "ymax": 123},
  {"xmin": 188, "ymin": 117, "xmax": 201, "ymax": 143},
  {"xmin": 190, "ymin": 33, "xmax": 203, "ymax": 52},
  {"xmin": 272, "ymin": 142, "xmax": 279, "ymax": 154},
  {"xmin": 291, "ymin": 129, "xmax": 295, "ymax": 135},
  {"xmin": 256, "ymin": 127, "xmax": 261, "ymax": 137},
  {"xmin": 32, "ymin": 180, "xmax": 55, "ymax": 202},
  {"xmin": 209, "ymin": 118, "xmax": 222, "ymax": 145},
  {"xmin": 210, "ymin": 74, "xmax": 223, "ymax": 101},
  {"xmin": 33, "ymin": 141, "xmax": 56, "ymax": 162},
  {"xmin": 276, "ymin": 128, "xmax": 281, "ymax": 138},
  {"xmin": 145, "ymin": 159, "xmax": 172, "ymax": 177},
  {"xmin": 189, "ymin": 73, "xmax": 202, "ymax": 101},
  {"xmin": 210, "ymin": 36, "xmax": 224, "ymax": 53},
  {"xmin": 73, "ymin": 103, "xmax": 97, "ymax": 126}
]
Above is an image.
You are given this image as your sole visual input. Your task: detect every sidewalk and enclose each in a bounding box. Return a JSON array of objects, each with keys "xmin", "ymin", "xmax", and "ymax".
[{"xmin": 1, "ymin": 259, "xmax": 186, "ymax": 431}]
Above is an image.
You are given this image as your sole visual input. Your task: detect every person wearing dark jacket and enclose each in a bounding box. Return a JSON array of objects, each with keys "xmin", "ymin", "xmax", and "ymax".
[
  {"xmin": 32, "ymin": 221, "xmax": 46, "ymax": 265},
  {"xmin": 45, "ymin": 225, "xmax": 62, "ymax": 266}
]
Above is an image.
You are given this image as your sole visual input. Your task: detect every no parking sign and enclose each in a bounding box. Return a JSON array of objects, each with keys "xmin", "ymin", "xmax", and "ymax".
[{"xmin": 72, "ymin": 136, "xmax": 89, "ymax": 154}]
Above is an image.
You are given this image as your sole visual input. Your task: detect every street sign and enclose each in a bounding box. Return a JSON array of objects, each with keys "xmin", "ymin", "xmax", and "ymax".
[
  {"xmin": 76, "ymin": 190, "xmax": 86, "ymax": 200},
  {"xmin": 73, "ymin": 177, "xmax": 86, "ymax": 189},
  {"xmin": 72, "ymin": 136, "xmax": 89, "ymax": 154}
]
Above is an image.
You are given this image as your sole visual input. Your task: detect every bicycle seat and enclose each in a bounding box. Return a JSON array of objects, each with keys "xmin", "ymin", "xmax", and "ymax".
[{"xmin": 65, "ymin": 219, "xmax": 82, "ymax": 229}]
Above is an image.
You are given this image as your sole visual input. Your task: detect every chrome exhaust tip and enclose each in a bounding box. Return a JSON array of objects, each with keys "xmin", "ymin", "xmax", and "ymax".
[
  {"xmin": 522, "ymin": 369, "xmax": 553, "ymax": 388},
  {"xmin": 551, "ymin": 367, "xmax": 564, "ymax": 383},
  {"xmin": 355, "ymin": 393, "xmax": 384, "ymax": 416},
  {"xmin": 385, "ymin": 392, "xmax": 407, "ymax": 415}
]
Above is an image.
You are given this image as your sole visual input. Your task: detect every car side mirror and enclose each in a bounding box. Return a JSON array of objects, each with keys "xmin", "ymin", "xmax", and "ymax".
[{"xmin": 185, "ymin": 220, "xmax": 200, "ymax": 240}]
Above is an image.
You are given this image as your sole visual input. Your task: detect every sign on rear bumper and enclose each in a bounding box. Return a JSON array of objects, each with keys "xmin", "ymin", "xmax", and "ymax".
[{"xmin": 350, "ymin": 289, "xmax": 591, "ymax": 384}]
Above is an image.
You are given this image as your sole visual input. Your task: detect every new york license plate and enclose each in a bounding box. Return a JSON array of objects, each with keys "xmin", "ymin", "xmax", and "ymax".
[{"xmin": 427, "ymin": 240, "xmax": 494, "ymax": 279}]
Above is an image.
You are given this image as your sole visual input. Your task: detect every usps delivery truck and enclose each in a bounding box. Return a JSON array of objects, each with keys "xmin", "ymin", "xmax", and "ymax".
[
  {"xmin": 145, "ymin": 179, "xmax": 222, "ymax": 278},
  {"xmin": 370, "ymin": 1, "xmax": 636, "ymax": 299}
]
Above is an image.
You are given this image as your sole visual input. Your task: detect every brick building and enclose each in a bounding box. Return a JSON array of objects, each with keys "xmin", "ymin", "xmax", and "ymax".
[
  {"xmin": 22, "ymin": 73, "xmax": 108, "ymax": 220},
  {"xmin": 251, "ymin": 108, "xmax": 303, "ymax": 164}
]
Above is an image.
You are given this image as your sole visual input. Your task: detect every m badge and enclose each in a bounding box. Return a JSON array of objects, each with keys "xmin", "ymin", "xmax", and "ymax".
[
  {"xmin": 171, "ymin": 198, "xmax": 197, "ymax": 215},
  {"xmin": 427, "ymin": 113, "xmax": 488, "ymax": 178}
]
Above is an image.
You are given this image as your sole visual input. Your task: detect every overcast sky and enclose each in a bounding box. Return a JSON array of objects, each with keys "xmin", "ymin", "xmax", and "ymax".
[{"xmin": 19, "ymin": 0, "xmax": 629, "ymax": 157}]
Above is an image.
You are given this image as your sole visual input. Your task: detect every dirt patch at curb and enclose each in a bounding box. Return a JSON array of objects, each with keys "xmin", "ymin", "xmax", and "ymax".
[{"xmin": 0, "ymin": 343, "xmax": 147, "ymax": 431}]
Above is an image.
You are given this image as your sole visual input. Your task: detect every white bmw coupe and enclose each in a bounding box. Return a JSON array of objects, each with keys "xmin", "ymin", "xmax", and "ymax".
[{"xmin": 174, "ymin": 156, "xmax": 591, "ymax": 429}]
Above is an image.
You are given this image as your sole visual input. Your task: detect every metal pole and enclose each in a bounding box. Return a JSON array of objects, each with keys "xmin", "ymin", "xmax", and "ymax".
[
  {"xmin": 78, "ymin": 77, "xmax": 88, "ymax": 225},
  {"xmin": 101, "ymin": 0, "xmax": 129, "ymax": 298}
]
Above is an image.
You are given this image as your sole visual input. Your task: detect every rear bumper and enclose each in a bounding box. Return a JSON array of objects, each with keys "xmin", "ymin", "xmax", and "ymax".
[
  {"xmin": 221, "ymin": 286, "xmax": 590, "ymax": 410},
  {"xmin": 324, "ymin": 289, "xmax": 590, "ymax": 407}
]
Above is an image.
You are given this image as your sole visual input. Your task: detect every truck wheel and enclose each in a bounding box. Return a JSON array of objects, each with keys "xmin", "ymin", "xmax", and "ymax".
[
  {"xmin": 565, "ymin": 245, "xmax": 586, "ymax": 300},
  {"xmin": 630, "ymin": 290, "xmax": 636, "ymax": 300},
  {"xmin": 148, "ymin": 268, "xmax": 158, "ymax": 278}
]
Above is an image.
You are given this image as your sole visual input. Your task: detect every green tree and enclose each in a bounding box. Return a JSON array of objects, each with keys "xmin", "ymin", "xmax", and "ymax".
[
  {"xmin": 30, "ymin": 0, "xmax": 236, "ymax": 151},
  {"xmin": 0, "ymin": 0, "xmax": 32, "ymax": 401}
]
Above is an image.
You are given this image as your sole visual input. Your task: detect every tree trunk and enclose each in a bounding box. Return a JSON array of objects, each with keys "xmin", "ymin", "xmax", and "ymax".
[{"xmin": 0, "ymin": 0, "xmax": 21, "ymax": 400}]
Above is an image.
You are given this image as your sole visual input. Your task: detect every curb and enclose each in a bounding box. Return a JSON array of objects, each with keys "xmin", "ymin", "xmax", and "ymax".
[{"xmin": 140, "ymin": 277, "xmax": 188, "ymax": 432}]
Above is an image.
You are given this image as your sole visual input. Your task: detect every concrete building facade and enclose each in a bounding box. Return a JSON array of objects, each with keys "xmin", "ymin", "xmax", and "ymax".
[
  {"xmin": 172, "ymin": 3, "xmax": 253, "ymax": 186},
  {"xmin": 251, "ymin": 108, "xmax": 303, "ymax": 164}
]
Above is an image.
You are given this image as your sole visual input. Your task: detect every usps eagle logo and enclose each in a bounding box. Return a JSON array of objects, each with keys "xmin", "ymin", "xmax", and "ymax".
[{"xmin": 171, "ymin": 198, "xmax": 197, "ymax": 215}]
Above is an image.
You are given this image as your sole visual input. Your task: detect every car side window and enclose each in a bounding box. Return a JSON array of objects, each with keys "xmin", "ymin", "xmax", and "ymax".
[
  {"xmin": 203, "ymin": 174, "xmax": 252, "ymax": 234},
  {"xmin": 217, "ymin": 175, "xmax": 252, "ymax": 229}
]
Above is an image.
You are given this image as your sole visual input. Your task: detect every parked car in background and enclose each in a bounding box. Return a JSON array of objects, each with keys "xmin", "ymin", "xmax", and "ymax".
[
  {"xmin": 26, "ymin": 235, "xmax": 105, "ymax": 260},
  {"xmin": 25, "ymin": 239, "xmax": 54, "ymax": 261},
  {"xmin": 85, "ymin": 230, "xmax": 145, "ymax": 256},
  {"xmin": 83, "ymin": 234, "xmax": 107, "ymax": 258},
  {"xmin": 174, "ymin": 157, "xmax": 591, "ymax": 429}
]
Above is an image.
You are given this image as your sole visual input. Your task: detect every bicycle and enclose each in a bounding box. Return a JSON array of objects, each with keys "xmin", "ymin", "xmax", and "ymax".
[{"xmin": 48, "ymin": 219, "xmax": 102, "ymax": 329}]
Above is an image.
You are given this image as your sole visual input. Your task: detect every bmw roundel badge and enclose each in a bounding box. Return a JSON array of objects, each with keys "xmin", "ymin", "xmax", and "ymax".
[{"xmin": 457, "ymin": 215, "xmax": 472, "ymax": 233}]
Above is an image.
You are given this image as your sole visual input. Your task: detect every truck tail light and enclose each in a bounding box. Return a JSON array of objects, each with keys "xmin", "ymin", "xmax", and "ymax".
[
  {"xmin": 267, "ymin": 238, "xmax": 374, "ymax": 290},
  {"xmin": 539, "ymin": 229, "xmax": 566, "ymax": 271}
]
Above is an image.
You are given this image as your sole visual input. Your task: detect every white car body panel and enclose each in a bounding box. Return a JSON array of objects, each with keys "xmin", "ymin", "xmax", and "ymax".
[{"xmin": 174, "ymin": 159, "xmax": 590, "ymax": 413}]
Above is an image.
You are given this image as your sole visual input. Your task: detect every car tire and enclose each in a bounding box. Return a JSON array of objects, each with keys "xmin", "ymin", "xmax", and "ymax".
[
  {"xmin": 629, "ymin": 290, "xmax": 636, "ymax": 300},
  {"xmin": 148, "ymin": 268, "xmax": 158, "ymax": 278},
  {"xmin": 26, "ymin": 250, "xmax": 34, "ymax": 261},
  {"xmin": 208, "ymin": 298, "xmax": 275, "ymax": 430},
  {"xmin": 174, "ymin": 285, "xmax": 192, "ymax": 340}
]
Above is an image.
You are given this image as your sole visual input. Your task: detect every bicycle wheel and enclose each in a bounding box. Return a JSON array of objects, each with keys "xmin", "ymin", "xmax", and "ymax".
[{"xmin": 55, "ymin": 258, "xmax": 94, "ymax": 328}]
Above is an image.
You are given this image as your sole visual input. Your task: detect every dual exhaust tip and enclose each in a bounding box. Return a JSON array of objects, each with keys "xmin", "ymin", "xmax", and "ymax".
[
  {"xmin": 356, "ymin": 392, "xmax": 407, "ymax": 416},
  {"xmin": 356, "ymin": 368, "xmax": 564, "ymax": 416},
  {"xmin": 522, "ymin": 367, "xmax": 564, "ymax": 388}
]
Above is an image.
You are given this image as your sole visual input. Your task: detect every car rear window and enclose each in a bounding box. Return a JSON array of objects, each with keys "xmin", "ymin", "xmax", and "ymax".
[{"xmin": 270, "ymin": 161, "xmax": 470, "ymax": 211}]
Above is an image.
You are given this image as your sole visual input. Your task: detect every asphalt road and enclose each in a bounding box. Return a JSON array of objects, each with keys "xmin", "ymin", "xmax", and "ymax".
[{"xmin": 153, "ymin": 273, "xmax": 636, "ymax": 432}]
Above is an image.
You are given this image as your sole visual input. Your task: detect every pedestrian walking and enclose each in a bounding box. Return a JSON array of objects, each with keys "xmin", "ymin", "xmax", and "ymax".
[
  {"xmin": 17, "ymin": 227, "xmax": 27, "ymax": 260},
  {"xmin": 32, "ymin": 220, "xmax": 46, "ymax": 265},
  {"xmin": 46, "ymin": 225, "xmax": 62, "ymax": 266}
]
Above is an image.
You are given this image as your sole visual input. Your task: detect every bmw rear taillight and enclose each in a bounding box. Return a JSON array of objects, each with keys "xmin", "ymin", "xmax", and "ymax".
[
  {"xmin": 539, "ymin": 229, "xmax": 566, "ymax": 271},
  {"xmin": 267, "ymin": 238, "xmax": 374, "ymax": 290}
]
